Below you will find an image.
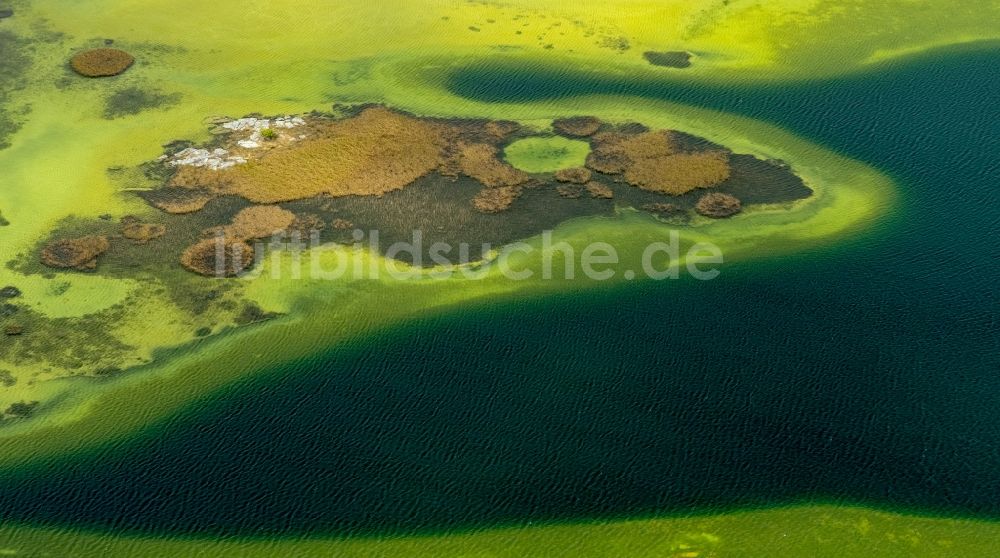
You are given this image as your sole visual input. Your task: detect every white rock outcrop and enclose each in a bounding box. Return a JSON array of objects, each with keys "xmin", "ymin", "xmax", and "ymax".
[
  {"xmin": 221, "ymin": 116, "xmax": 307, "ymax": 149},
  {"xmin": 168, "ymin": 148, "xmax": 247, "ymax": 170},
  {"xmin": 166, "ymin": 115, "xmax": 309, "ymax": 169}
]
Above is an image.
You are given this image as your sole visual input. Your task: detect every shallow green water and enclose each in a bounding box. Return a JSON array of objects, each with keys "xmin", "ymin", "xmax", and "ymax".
[
  {"xmin": 0, "ymin": 45, "xmax": 996, "ymax": 541},
  {"xmin": 504, "ymin": 135, "xmax": 590, "ymax": 172}
]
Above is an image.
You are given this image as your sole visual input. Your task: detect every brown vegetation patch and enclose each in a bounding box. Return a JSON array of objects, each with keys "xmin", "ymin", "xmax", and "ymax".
[
  {"xmin": 472, "ymin": 186, "xmax": 522, "ymax": 213},
  {"xmin": 142, "ymin": 187, "xmax": 214, "ymax": 214},
  {"xmin": 585, "ymin": 150, "xmax": 628, "ymax": 175},
  {"xmin": 331, "ymin": 218, "xmax": 354, "ymax": 230},
  {"xmin": 120, "ymin": 217, "xmax": 166, "ymax": 244},
  {"xmin": 484, "ymin": 120, "xmax": 520, "ymax": 140},
  {"xmin": 585, "ymin": 181, "xmax": 614, "ymax": 199},
  {"xmin": 180, "ymin": 238, "xmax": 255, "ymax": 277},
  {"xmin": 554, "ymin": 167, "xmax": 592, "ymax": 184},
  {"xmin": 41, "ymin": 236, "xmax": 110, "ymax": 270},
  {"xmin": 224, "ymin": 205, "xmax": 296, "ymax": 240},
  {"xmin": 457, "ymin": 143, "xmax": 530, "ymax": 188},
  {"xmin": 642, "ymin": 202, "xmax": 684, "ymax": 215},
  {"xmin": 287, "ymin": 213, "xmax": 326, "ymax": 237},
  {"xmin": 552, "ymin": 116, "xmax": 602, "ymax": 137},
  {"xmin": 174, "ymin": 107, "xmax": 454, "ymax": 203},
  {"xmin": 168, "ymin": 166, "xmax": 233, "ymax": 193},
  {"xmin": 586, "ymin": 130, "xmax": 676, "ymax": 175},
  {"xmin": 70, "ymin": 48, "xmax": 134, "ymax": 77},
  {"xmin": 695, "ymin": 192, "xmax": 742, "ymax": 218},
  {"xmin": 624, "ymin": 151, "xmax": 731, "ymax": 195},
  {"xmin": 556, "ymin": 185, "xmax": 584, "ymax": 199}
]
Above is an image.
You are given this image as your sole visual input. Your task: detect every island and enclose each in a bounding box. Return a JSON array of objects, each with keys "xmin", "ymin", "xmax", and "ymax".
[
  {"xmin": 0, "ymin": 103, "xmax": 814, "ymax": 418},
  {"xmin": 56, "ymin": 104, "xmax": 810, "ymax": 273}
]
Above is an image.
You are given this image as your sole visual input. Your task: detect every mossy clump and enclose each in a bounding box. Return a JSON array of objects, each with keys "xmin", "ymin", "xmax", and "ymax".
[
  {"xmin": 286, "ymin": 213, "xmax": 326, "ymax": 237},
  {"xmin": 624, "ymin": 151, "xmax": 731, "ymax": 195},
  {"xmin": 586, "ymin": 130, "xmax": 676, "ymax": 175},
  {"xmin": 120, "ymin": 216, "xmax": 166, "ymax": 244},
  {"xmin": 554, "ymin": 167, "xmax": 592, "ymax": 184},
  {"xmin": 584, "ymin": 181, "xmax": 613, "ymax": 199},
  {"xmin": 556, "ymin": 185, "xmax": 584, "ymax": 199},
  {"xmin": 483, "ymin": 120, "xmax": 520, "ymax": 140},
  {"xmin": 69, "ymin": 48, "xmax": 134, "ymax": 77},
  {"xmin": 457, "ymin": 143, "xmax": 530, "ymax": 188},
  {"xmin": 221, "ymin": 205, "xmax": 297, "ymax": 240},
  {"xmin": 695, "ymin": 192, "xmax": 742, "ymax": 218},
  {"xmin": 552, "ymin": 116, "xmax": 602, "ymax": 137},
  {"xmin": 40, "ymin": 235, "xmax": 110, "ymax": 270},
  {"xmin": 141, "ymin": 187, "xmax": 212, "ymax": 215},
  {"xmin": 642, "ymin": 202, "xmax": 684, "ymax": 215},
  {"xmin": 260, "ymin": 128, "xmax": 278, "ymax": 140},
  {"xmin": 643, "ymin": 51, "xmax": 693, "ymax": 68},
  {"xmin": 472, "ymin": 186, "xmax": 521, "ymax": 213},
  {"xmin": 103, "ymin": 87, "xmax": 180, "ymax": 119},
  {"xmin": 180, "ymin": 237, "xmax": 255, "ymax": 277},
  {"xmin": 585, "ymin": 128, "xmax": 730, "ymax": 195}
]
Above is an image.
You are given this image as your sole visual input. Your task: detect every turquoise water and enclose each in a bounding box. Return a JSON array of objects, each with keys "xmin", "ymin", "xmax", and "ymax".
[{"xmin": 0, "ymin": 47, "xmax": 996, "ymax": 537}]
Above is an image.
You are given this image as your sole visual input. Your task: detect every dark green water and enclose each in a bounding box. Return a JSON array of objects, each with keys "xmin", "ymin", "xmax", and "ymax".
[{"xmin": 0, "ymin": 46, "xmax": 997, "ymax": 537}]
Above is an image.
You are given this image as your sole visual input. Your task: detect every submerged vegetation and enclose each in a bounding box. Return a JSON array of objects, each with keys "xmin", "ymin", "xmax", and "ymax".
[
  {"xmin": 0, "ymin": 29, "xmax": 31, "ymax": 149},
  {"xmin": 103, "ymin": 87, "xmax": 181, "ymax": 119},
  {"xmin": 643, "ymin": 50, "xmax": 693, "ymax": 68}
]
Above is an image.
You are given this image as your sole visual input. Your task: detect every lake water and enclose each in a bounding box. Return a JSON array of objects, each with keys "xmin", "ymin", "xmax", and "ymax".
[{"xmin": 0, "ymin": 45, "xmax": 997, "ymax": 540}]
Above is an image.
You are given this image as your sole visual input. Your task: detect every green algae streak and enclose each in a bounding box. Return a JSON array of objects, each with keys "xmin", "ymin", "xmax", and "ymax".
[{"xmin": 3, "ymin": 506, "xmax": 999, "ymax": 557}]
